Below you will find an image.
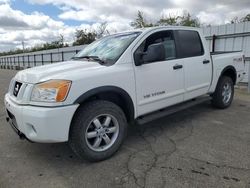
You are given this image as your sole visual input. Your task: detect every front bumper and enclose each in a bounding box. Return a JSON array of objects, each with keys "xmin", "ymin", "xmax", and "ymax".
[{"xmin": 4, "ymin": 94, "xmax": 79, "ymax": 143}]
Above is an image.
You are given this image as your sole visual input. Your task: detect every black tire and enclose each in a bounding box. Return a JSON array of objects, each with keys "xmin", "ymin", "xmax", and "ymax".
[
  {"xmin": 69, "ymin": 100, "xmax": 127, "ymax": 162},
  {"xmin": 211, "ymin": 76, "xmax": 234, "ymax": 109}
]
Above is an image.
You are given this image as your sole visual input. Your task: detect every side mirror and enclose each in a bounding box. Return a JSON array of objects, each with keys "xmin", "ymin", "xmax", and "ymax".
[
  {"xmin": 134, "ymin": 51, "xmax": 145, "ymax": 66},
  {"xmin": 134, "ymin": 43, "xmax": 166, "ymax": 66},
  {"xmin": 143, "ymin": 43, "xmax": 165, "ymax": 63}
]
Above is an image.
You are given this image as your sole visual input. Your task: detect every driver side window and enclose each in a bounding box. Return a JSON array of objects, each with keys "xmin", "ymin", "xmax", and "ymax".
[{"xmin": 136, "ymin": 30, "xmax": 176, "ymax": 61}]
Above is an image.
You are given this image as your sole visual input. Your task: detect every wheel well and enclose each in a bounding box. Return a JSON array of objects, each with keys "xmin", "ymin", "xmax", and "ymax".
[
  {"xmin": 221, "ymin": 67, "xmax": 237, "ymax": 85},
  {"xmin": 74, "ymin": 89, "xmax": 135, "ymax": 123}
]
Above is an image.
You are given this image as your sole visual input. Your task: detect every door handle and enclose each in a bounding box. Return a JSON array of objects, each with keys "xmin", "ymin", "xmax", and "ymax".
[
  {"xmin": 203, "ymin": 59, "xmax": 210, "ymax": 64},
  {"xmin": 173, "ymin": 64, "xmax": 183, "ymax": 70}
]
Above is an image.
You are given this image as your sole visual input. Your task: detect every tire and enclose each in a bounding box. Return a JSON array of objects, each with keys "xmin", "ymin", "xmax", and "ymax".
[
  {"xmin": 69, "ymin": 100, "xmax": 127, "ymax": 162},
  {"xmin": 211, "ymin": 76, "xmax": 234, "ymax": 109}
]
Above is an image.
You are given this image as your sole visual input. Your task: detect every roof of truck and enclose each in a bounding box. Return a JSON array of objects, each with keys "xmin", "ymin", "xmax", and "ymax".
[{"xmin": 115, "ymin": 26, "xmax": 201, "ymax": 35}]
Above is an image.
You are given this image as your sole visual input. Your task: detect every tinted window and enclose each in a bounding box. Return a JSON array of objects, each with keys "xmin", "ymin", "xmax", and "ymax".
[
  {"xmin": 135, "ymin": 31, "xmax": 176, "ymax": 62},
  {"xmin": 177, "ymin": 30, "xmax": 204, "ymax": 58}
]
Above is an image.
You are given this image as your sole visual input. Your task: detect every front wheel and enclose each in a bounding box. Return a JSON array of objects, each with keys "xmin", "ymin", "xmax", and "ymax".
[
  {"xmin": 69, "ymin": 100, "xmax": 127, "ymax": 162},
  {"xmin": 211, "ymin": 76, "xmax": 234, "ymax": 109}
]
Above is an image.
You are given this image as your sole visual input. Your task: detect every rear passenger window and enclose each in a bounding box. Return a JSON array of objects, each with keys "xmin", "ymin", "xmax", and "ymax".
[{"xmin": 177, "ymin": 30, "xmax": 204, "ymax": 58}]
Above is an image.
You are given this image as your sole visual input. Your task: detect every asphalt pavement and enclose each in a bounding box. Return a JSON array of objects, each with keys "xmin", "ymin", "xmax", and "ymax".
[{"xmin": 0, "ymin": 69, "xmax": 250, "ymax": 188}]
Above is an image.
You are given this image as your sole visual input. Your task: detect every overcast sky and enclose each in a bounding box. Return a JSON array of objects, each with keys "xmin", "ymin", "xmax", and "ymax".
[{"xmin": 0, "ymin": 0, "xmax": 250, "ymax": 52}]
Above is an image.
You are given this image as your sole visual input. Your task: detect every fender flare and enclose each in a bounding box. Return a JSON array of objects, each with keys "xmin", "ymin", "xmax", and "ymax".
[
  {"xmin": 73, "ymin": 86, "xmax": 135, "ymax": 121},
  {"xmin": 220, "ymin": 65, "xmax": 237, "ymax": 84}
]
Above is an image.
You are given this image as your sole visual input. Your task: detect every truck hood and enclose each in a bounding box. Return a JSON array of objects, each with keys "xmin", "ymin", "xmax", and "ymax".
[{"xmin": 14, "ymin": 60, "xmax": 104, "ymax": 83}]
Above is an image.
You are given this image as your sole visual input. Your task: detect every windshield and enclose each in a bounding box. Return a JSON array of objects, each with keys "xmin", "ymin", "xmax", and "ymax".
[{"xmin": 73, "ymin": 32, "xmax": 141, "ymax": 65}]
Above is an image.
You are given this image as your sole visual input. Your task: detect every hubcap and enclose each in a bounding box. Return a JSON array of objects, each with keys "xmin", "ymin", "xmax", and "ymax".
[
  {"xmin": 85, "ymin": 114, "xmax": 119, "ymax": 152},
  {"xmin": 222, "ymin": 82, "xmax": 232, "ymax": 104}
]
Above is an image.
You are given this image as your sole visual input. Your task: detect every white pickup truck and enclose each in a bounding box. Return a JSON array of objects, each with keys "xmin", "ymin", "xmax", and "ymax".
[{"xmin": 5, "ymin": 26, "xmax": 245, "ymax": 161}]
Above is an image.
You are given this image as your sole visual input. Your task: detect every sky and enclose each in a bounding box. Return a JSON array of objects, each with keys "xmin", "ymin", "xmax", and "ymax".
[{"xmin": 0, "ymin": 0, "xmax": 250, "ymax": 52}]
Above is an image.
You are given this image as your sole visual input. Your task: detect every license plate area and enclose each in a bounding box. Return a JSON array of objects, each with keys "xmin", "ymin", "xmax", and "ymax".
[{"xmin": 6, "ymin": 109, "xmax": 18, "ymax": 129}]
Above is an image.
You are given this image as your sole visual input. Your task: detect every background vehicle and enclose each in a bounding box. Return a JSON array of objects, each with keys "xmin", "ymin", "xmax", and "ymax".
[{"xmin": 5, "ymin": 26, "xmax": 245, "ymax": 161}]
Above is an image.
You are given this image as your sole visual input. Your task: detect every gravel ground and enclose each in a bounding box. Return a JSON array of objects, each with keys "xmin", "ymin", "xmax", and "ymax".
[{"xmin": 0, "ymin": 69, "xmax": 250, "ymax": 188}]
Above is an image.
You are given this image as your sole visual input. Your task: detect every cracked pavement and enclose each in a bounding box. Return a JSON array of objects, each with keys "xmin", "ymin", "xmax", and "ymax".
[{"xmin": 0, "ymin": 69, "xmax": 250, "ymax": 188}]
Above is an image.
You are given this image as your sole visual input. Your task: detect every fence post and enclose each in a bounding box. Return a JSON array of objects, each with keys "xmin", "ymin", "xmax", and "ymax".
[
  {"xmin": 50, "ymin": 53, "xmax": 53, "ymax": 63},
  {"xmin": 18, "ymin": 56, "xmax": 20, "ymax": 67},
  {"xmin": 10, "ymin": 57, "xmax": 12, "ymax": 67},
  {"xmin": 34, "ymin": 54, "xmax": 36, "ymax": 67},
  {"xmin": 28, "ymin": 55, "xmax": 30, "ymax": 67},
  {"xmin": 7, "ymin": 57, "xmax": 9, "ymax": 69},
  {"xmin": 41, "ymin": 54, "xmax": 44, "ymax": 65},
  {"xmin": 23, "ymin": 56, "xmax": 25, "ymax": 67},
  {"xmin": 62, "ymin": 51, "xmax": 64, "ymax": 61}
]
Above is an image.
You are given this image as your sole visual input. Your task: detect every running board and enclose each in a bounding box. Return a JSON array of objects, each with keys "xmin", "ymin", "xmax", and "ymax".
[{"xmin": 136, "ymin": 96, "xmax": 211, "ymax": 125}]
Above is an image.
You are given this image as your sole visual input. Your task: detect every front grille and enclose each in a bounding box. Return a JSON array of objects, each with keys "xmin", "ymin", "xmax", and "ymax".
[{"xmin": 13, "ymin": 81, "xmax": 22, "ymax": 97}]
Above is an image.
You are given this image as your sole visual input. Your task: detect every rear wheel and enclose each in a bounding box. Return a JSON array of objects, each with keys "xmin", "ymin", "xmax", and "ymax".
[
  {"xmin": 69, "ymin": 100, "xmax": 127, "ymax": 162},
  {"xmin": 212, "ymin": 76, "xmax": 234, "ymax": 109}
]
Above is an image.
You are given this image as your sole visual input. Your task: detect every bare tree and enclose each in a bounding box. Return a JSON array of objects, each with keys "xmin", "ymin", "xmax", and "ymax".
[
  {"xmin": 231, "ymin": 16, "xmax": 240, "ymax": 24},
  {"xmin": 96, "ymin": 22, "xmax": 109, "ymax": 38},
  {"xmin": 59, "ymin": 34, "xmax": 64, "ymax": 47}
]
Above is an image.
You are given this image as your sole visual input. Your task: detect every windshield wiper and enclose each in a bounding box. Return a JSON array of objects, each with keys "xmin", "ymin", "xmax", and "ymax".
[{"xmin": 71, "ymin": 55, "xmax": 105, "ymax": 64}]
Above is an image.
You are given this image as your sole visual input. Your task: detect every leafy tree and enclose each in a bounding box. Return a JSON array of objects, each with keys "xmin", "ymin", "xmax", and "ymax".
[
  {"xmin": 158, "ymin": 14, "xmax": 179, "ymax": 26},
  {"xmin": 231, "ymin": 14, "xmax": 250, "ymax": 23},
  {"xmin": 130, "ymin": 11, "xmax": 154, "ymax": 28},
  {"xmin": 179, "ymin": 12, "xmax": 200, "ymax": 27},
  {"xmin": 73, "ymin": 29, "xmax": 97, "ymax": 46},
  {"xmin": 241, "ymin": 14, "xmax": 250, "ymax": 22},
  {"xmin": 131, "ymin": 10, "xmax": 200, "ymax": 28}
]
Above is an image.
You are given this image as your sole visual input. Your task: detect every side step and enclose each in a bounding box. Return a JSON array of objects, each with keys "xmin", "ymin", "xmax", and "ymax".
[{"xmin": 136, "ymin": 96, "xmax": 211, "ymax": 125}]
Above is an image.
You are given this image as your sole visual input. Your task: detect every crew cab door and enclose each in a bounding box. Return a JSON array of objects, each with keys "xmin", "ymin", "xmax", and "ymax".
[
  {"xmin": 133, "ymin": 30, "xmax": 185, "ymax": 116},
  {"xmin": 174, "ymin": 30, "xmax": 212, "ymax": 100}
]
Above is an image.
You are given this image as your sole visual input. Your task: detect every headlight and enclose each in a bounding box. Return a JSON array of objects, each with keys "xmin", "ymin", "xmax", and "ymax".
[{"xmin": 31, "ymin": 80, "xmax": 71, "ymax": 102}]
